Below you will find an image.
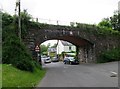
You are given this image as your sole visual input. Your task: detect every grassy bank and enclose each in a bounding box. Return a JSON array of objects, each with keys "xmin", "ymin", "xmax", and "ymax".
[
  {"xmin": 2, "ymin": 64, "xmax": 46, "ymax": 88},
  {"xmin": 0, "ymin": 64, "xmax": 2, "ymax": 88}
]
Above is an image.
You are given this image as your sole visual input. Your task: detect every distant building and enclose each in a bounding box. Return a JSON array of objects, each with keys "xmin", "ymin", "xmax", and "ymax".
[
  {"xmin": 47, "ymin": 47, "xmax": 56, "ymax": 56},
  {"xmin": 48, "ymin": 47, "xmax": 56, "ymax": 52},
  {"xmin": 56, "ymin": 40, "xmax": 76, "ymax": 54}
]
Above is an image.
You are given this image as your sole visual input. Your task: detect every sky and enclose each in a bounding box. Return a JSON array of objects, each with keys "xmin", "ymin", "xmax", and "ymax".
[{"xmin": 0, "ymin": 0, "xmax": 119, "ymax": 46}]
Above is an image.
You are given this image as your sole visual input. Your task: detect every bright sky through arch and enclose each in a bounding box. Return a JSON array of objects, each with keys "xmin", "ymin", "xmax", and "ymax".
[{"xmin": 41, "ymin": 40, "xmax": 58, "ymax": 47}]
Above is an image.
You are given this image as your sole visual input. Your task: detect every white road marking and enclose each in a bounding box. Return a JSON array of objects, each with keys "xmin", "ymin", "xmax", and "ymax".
[{"xmin": 110, "ymin": 71, "xmax": 117, "ymax": 77}]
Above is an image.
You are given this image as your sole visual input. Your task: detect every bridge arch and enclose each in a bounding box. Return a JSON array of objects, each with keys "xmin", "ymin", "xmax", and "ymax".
[
  {"xmin": 38, "ymin": 36, "xmax": 93, "ymax": 46},
  {"xmin": 31, "ymin": 29, "xmax": 96, "ymax": 63},
  {"xmin": 24, "ymin": 24, "xmax": 119, "ymax": 63},
  {"xmin": 39, "ymin": 37, "xmax": 95, "ymax": 63}
]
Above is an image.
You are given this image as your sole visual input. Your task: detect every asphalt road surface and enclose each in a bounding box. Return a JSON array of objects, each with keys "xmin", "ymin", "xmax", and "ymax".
[{"xmin": 36, "ymin": 61, "xmax": 118, "ymax": 87}]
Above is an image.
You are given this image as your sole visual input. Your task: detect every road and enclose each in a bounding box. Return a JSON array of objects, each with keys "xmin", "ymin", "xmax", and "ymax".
[{"xmin": 36, "ymin": 61, "xmax": 118, "ymax": 87}]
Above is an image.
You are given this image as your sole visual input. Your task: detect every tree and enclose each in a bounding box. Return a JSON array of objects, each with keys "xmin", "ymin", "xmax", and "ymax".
[
  {"xmin": 110, "ymin": 11, "xmax": 120, "ymax": 31},
  {"xmin": 47, "ymin": 43, "xmax": 51, "ymax": 48},
  {"xmin": 2, "ymin": 12, "xmax": 15, "ymax": 42},
  {"xmin": 98, "ymin": 18, "xmax": 112, "ymax": 29},
  {"xmin": 70, "ymin": 22, "xmax": 76, "ymax": 27},
  {"xmin": 2, "ymin": 12, "xmax": 36, "ymax": 72},
  {"xmin": 40, "ymin": 44, "xmax": 48, "ymax": 54},
  {"xmin": 13, "ymin": 9, "xmax": 32, "ymax": 39},
  {"xmin": 2, "ymin": 12, "xmax": 13, "ymax": 28},
  {"xmin": 98, "ymin": 10, "xmax": 120, "ymax": 31}
]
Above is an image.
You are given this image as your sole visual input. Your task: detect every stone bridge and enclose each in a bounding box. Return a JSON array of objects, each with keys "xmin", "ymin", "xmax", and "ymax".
[{"xmin": 23, "ymin": 24, "xmax": 119, "ymax": 63}]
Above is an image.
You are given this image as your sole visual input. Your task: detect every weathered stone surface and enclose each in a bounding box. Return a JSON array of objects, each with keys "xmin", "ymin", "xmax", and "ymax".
[{"xmin": 23, "ymin": 24, "xmax": 120, "ymax": 63}]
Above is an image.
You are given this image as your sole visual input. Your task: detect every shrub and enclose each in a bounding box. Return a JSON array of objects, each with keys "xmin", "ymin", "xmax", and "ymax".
[
  {"xmin": 15, "ymin": 59, "xmax": 34, "ymax": 72},
  {"xmin": 2, "ymin": 12, "xmax": 42, "ymax": 72},
  {"xmin": 2, "ymin": 25, "xmax": 35, "ymax": 72},
  {"xmin": 97, "ymin": 48, "xmax": 120, "ymax": 63},
  {"xmin": 32, "ymin": 60, "xmax": 42, "ymax": 70}
]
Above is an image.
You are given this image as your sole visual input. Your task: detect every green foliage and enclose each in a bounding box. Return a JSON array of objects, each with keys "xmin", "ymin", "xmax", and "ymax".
[
  {"xmin": 29, "ymin": 21, "xmax": 49, "ymax": 29},
  {"xmin": 97, "ymin": 17, "xmax": 119, "ymax": 35},
  {"xmin": 32, "ymin": 60, "xmax": 42, "ymax": 70},
  {"xmin": 2, "ymin": 12, "xmax": 13, "ymax": 29},
  {"xmin": 98, "ymin": 10, "xmax": 120, "ymax": 32},
  {"xmin": 2, "ymin": 64, "xmax": 46, "ymax": 88},
  {"xmin": 98, "ymin": 18, "xmax": 112, "ymax": 29},
  {"xmin": 97, "ymin": 13, "xmax": 120, "ymax": 35},
  {"xmin": 2, "ymin": 26, "xmax": 34, "ymax": 72},
  {"xmin": 110, "ymin": 11, "xmax": 119, "ymax": 31},
  {"xmin": 2, "ymin": 12, "xmax": 39, "ymax": 72},
  {"xmin": 76, "ymin": 22, "xmax": 96, "ymax": 29},
  {"xmin": 97, "ymin": 48, "xmax": 120, "ymax": 63},
  {"xmin": 40, "ymin": 44, "xmax": 48, "ymax": 55},
  {"xmin": 13, "ymin": 10, "xmax": 32, "ymax": 39},
  {"xmin": 97, "ymin": 27, "xmax": 120, "ymax": 35},
  {"xmin": 21, "ymin": 10, "xmax": 32, "ymax": 38}
]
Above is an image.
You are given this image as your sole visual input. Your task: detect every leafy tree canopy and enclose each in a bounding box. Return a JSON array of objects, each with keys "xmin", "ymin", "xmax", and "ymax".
[{"xmin": 98, "ymin": 10, "xmax": 120, "ymax": 32}]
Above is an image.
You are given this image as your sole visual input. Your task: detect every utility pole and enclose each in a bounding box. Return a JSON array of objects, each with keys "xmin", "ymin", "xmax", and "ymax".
[
  {"xmin": 18, "ymin": 0, "xmax": 21, "ymax": 41},
  {"xmin": 118, "ymin": 1, "xmax": 120, "ymax": 14},
  {"xmin": 57, "ymin": 20, "xmax": 59, "ymax": 25},
  {"xmin": 16, "ymin": 0, "xmax": 21, "ymax": 41},
  {"xmin": 56, "ymin": 40, "xmax": 59, "ymax": 60}
]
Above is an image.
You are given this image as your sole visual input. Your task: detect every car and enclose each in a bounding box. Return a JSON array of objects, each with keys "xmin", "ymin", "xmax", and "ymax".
[
  {"xmin": 52, "ymin": 57, "xmax": 59, "ymax": 62},
  {"xmin": 63, "ymin": 57, "xmax": 79, "ymax": 65},
  {"xmin": 63, "ymin": 57, "xmax": 69, "ymax": 64},
  {"xmin": 41, "ymin": 55, "xmax": 51, "ymax": 63}
]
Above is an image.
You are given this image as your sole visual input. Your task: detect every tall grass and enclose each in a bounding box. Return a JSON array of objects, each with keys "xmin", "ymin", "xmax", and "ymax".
[
  {"xmin": 2, "ymin": 64, "xmax": 46, "ymax": 88},
  {"xmin": 0, "ymin": 64, "xmax": 2, "ymax": 89}
]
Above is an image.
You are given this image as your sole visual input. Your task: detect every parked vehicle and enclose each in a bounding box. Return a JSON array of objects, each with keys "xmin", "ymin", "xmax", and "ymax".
[
  {"xmin": 63, "ymin": 57, "xmax": 69, "ymax": 64},
  {"xmin": 63, "ymin": 57, "xmax": 79, "ymax": 65},
  {"xmin": 52, "ymin": 57, "xmax": 59, "ymax": 62},
  {"xmin": 41, "ymin": 55, "xmax": 51, "ymax": 63}
]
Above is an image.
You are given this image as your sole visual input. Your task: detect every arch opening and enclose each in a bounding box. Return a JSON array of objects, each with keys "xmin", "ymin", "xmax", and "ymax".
[{"xmin": 38, "ymin": 37, "xmax": 95, "ymax": 64}]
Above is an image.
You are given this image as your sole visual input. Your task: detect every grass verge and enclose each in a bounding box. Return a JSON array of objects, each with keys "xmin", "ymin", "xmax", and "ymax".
[
  {"xmin": 0, "ymin": 64, "xmax": 2, "ymax": 89},
  {"xmin": 2, "ymin": 64, "xmax": 46, "ymax": 89}
]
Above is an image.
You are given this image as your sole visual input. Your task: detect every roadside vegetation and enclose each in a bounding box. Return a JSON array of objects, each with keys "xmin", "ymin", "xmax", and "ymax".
[
  {"xmin": 97, "ymin": 48, "xmax": 120, "ymax": 63},
  {"xmin": 2, "ymin": 11, "xmax": 39, "ymax": 72},
  {"xmin": 2, "ymin": 64, "xmax": 46, "ymax": 88},
  {"xmin": 2, "ymin": 10, "xmax": 46, "ymax": 88},
  {"xmin": 96, "ymin": 11, "xmax": 120, "ymax": 63}
]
